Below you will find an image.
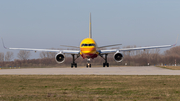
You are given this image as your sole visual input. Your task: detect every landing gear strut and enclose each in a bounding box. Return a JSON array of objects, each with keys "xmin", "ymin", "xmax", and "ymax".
[
  {"xmin": 86, "ymin": 59, "xmax": 91, "ymax": 68},
  {"xmin": 71, "ymin": 54, "xmax": 79, "ymax": 68},
  {"xmin": 100, "ymin": 54, "xmax": 109, "ymax": 67}
]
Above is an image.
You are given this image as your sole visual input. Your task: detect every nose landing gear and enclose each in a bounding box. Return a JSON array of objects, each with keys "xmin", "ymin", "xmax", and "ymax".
[{"xmin": 86, "ymin": 59, "xmax": 91, "ymax": 68}]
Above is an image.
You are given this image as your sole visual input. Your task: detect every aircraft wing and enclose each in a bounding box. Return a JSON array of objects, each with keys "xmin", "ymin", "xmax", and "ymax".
[
  {"xmin": 99, "ymin": 44, "xmax": 176, "ymax": 54},
  {"xmin": 99, "ymin": 35, "xmax": 178, "ymax": 54},
  {"xmin": 2, "ymin": 39, "xmax": 80, "ymax": 55}
]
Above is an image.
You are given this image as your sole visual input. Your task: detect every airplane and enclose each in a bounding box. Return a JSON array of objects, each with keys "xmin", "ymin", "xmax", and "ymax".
[{"xmin": 2, "ymin": 13, "xmax": 178, "ymax": 68}]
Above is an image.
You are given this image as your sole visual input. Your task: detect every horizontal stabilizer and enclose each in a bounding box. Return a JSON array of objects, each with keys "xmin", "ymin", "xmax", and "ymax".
[
  {"xmin": 98, "ymin": 44, "xmax": 122, "ymax": 48},
  {"xmin": 60, "ymin": 45, "xmax": 79, "ymax": 48}
]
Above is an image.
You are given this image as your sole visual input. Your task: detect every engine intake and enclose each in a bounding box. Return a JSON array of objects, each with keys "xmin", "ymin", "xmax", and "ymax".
[
  {"xmin": 55, "ymin": 53, "xmax": 65, "ymax": 63},
  {"xmin": 114, "ymin": 52, "xmax": 123, "ymax": 62}
]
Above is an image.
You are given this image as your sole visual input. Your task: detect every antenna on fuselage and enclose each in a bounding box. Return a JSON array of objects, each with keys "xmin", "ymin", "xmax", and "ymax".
[{"xmin": 89, "ymin": 13, "xmax": 92, "ymax": 38}]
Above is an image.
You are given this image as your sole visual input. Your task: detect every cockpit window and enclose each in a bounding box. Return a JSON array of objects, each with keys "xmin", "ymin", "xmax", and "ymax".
[
  {"xmin": 89, "ymin": 44, "xmax": 95, "ymax": 46},
  {"xmin": 81, "ymin": 44, "xmax": 96, "ymax": 47},
  {"xmin": 81, "ymin": 44, "xmax": 85, "ymax": 47}
]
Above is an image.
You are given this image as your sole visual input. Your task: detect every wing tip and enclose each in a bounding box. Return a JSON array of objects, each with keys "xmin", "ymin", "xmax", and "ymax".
[
  {"xmin": 1, "ymin": 38, "xmax": 8, "ymax": 49},
  {"xmin": 172, "ymin": 34, "xmax": 179, "ymax": 46}
]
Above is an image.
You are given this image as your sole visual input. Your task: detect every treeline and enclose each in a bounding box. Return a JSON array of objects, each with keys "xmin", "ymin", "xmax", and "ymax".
[{"xmin": 0, "ymin": 46, "xmax": 180, "ymax": 67}]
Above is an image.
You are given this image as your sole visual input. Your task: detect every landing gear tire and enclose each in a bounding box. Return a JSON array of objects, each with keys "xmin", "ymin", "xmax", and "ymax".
[
  {"xmin": 103, "ymin": 63, "xmax": 109, "ymax": 67},
  {"xmin": 86, "ymin": 64, "xmax": 91, "ymax": 68},
  {"xmin": 86, "ymin": 59, "xmax": 91, "ymax": 68},
  {"xmin": 107, "ymin": 63, "xmax": 109, "ymax": 67},
  {"xmin": 71, "ymin": 63, "xmax": 77, "ymax": 68},
  {"xmin": 100, "ymin": 54, "xmax": 109, "ymax": 67},
  {"xmin": 103, "ymin": 63, "xmax": 105, "ymax": 67},
  {"xmin": 71, "ymin": 54, "xmax": 79, "ymax": 68}
]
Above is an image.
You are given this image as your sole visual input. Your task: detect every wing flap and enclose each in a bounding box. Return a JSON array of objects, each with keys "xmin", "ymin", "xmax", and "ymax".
[
  {"xmin": 8, "ymin": 47, "xmax": 60, "ymax": 52},
  {"xmin": 8, "ymin": 47, "xmax": 80, "ymax": 54},
  {"xmin": 119, "ymin": 45, "xmax": 172, "ymax": 51}
]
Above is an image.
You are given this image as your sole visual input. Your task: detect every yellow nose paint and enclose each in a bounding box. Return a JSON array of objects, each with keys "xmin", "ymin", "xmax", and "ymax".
[{"xmin": 80, "ymin": 38, "xmax": 98, "ymax": 58}]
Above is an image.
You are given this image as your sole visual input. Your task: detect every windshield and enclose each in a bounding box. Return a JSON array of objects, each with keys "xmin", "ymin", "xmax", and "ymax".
[{"xmin": 81, "ymin": 44, "xmax": 96, "ymax": 47}]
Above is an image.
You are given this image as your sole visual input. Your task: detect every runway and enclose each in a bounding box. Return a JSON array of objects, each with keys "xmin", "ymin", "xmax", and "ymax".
[{"xmin": 0, "ymin": 66, "xmax": 180, "ymax": 75}]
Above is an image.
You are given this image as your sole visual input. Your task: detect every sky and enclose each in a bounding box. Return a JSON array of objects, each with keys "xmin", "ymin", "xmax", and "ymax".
[{"xmin": 0, "ymin": 0, "xmax": 180, "ymax": 59}]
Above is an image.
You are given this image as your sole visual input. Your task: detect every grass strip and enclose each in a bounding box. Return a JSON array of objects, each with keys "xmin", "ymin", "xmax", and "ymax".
[
  {"xmin": 0, "ymin": 75, "xmax": 180, "ymax": 101},
  {"xmin": 157, "ymin": 66, "xmax": 180, "ymax": 70}
]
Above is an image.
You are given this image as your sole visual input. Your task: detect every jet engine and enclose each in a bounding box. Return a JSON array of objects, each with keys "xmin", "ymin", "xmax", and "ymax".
[
  {"xmin": 55, "ymin": 53, "xmax": 65, "ymax": 63},
  {"xmin": 114, "ymin": 52, "xmax": 123, "ymax": 62}
]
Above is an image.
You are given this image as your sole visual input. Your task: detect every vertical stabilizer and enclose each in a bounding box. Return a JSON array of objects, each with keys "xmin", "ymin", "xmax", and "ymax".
[{"xmin": 89, "ymin": 13, "xmax": 92, "ymax": 38}]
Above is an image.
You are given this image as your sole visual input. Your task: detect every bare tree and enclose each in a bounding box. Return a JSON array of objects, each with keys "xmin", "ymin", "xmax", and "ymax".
[
  {"xmin": 0, "ymin": 52, "xmax": 4, "ymax": 61},
  {"xmin": 5, "ymin": 51, "xmax": 14, "ymax": 61},
  {"xmin": 17, "ymin": 50, "xmax": 31, "ymax": 60},
  {"xmin": 39, "ymin": 51, "xmax": 56, "ymax": 59},
  {"xmin": 164, "ymin": 46, "xmax": 180, "ymax": 56},
  {"xmin": 39, "ymin": 51, "xmax": 47, "ymax": 59}
]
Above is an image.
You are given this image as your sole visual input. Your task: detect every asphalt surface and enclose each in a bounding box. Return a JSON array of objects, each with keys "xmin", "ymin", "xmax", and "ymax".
[{"xmin": 0, "ymin": 66, "xmax": 180, "ymax": 75}]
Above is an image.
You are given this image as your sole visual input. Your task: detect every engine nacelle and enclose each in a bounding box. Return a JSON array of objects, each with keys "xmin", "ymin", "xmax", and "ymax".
[
  {"xmin": 114, "ymin": 52, "xmax": 123, "ymax": 62},
  {"xmin": 55, "ymin": 53, "xmax": 65, "ymax": 63}
]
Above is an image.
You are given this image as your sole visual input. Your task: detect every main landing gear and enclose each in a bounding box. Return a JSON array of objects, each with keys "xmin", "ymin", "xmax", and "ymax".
[
  {"xmin": 86, "ymin": 59, "xmax": 91, "ymax": 68},
  {"xmin": 100, "ymin": 54, "xmax": 109, "ymax": 67},
  {"xmin": 71, "ymin": 54, "xmax": 79, "ymax": 68}
]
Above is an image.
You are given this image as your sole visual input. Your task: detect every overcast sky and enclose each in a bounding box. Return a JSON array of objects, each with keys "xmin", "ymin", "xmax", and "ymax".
[{"xmin": 0, "ymin": 0, "xmax": 180, "ymax": 59}]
